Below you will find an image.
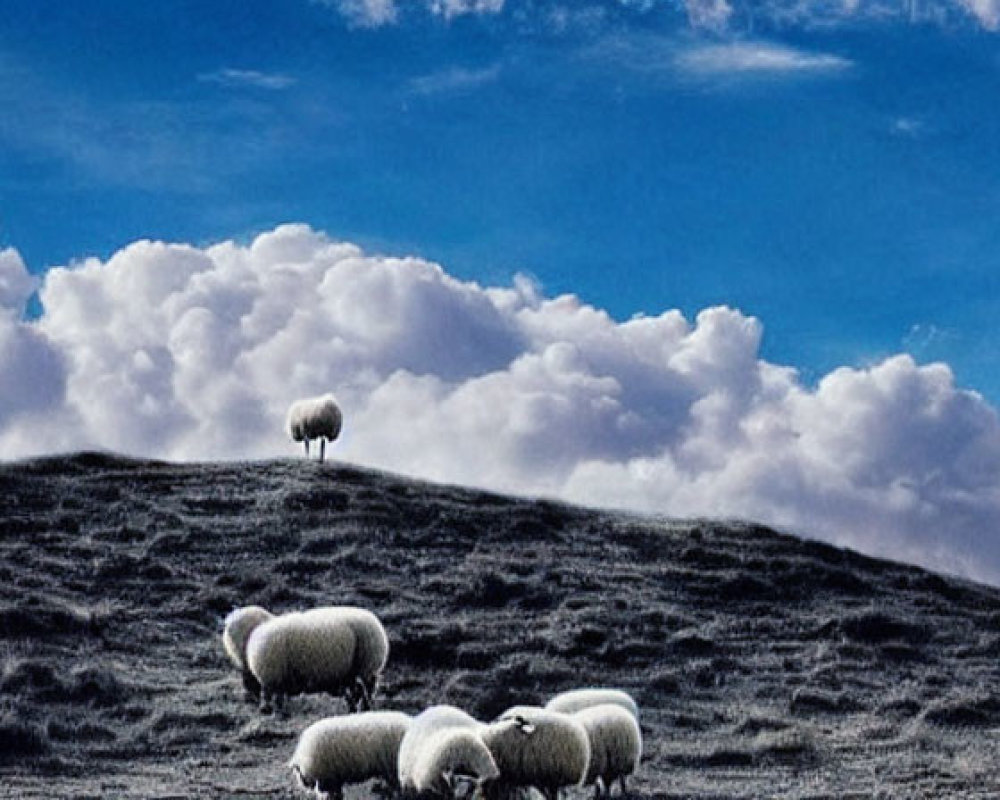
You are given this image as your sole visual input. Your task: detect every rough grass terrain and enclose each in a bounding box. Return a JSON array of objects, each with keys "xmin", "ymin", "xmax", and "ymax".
[{"xmin": 2, "ymin": 452, "xmax": 1000, "ymax": 799}]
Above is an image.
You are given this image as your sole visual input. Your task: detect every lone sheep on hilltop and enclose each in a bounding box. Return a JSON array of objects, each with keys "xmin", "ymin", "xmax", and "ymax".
[{"xmin": 287, "ymin": 393, "xmax": 342, "ymax": 462}]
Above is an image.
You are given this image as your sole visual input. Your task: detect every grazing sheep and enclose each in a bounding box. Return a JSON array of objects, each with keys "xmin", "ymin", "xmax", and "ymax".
[
  {"xmin": 544, "ymin": 689, "xmax": 639, "ymax": 722},
  {"xmin": 222, "ymin": 605, "xmax": 274, "ymax": 700},
  {"xmin": 235, "ymin": 605, "xmax": 388, "ymax": 713},
  {"xmin": 312, "ymin": 606, "xmax": 390, "ymax": 711},
  {"xmin": 398, "ymin": 705, "xmax": 485, "ymax": 794},
  {"xmin": 480, "ymin": 706, "xmax": 590, "ymax": 800},
  {"xmin": 286, "ymin": 393, "xmax": 343, "ymax": 462},
  {"xmin": 405, "ymin": 727, "xmax": 500, "ymax": 798},
  {"xmin": 289, "ymin": 710, "xmax": 412, "ymax": 800},
  {"xmin": 571, "ymin": 705, "xmax": 641, "ymax": 797}
]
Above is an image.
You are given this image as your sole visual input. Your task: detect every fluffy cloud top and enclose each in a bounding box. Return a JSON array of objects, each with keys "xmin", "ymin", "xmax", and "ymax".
[{"xmin": 4, "ymin": 225, "xmax": 1000, "ymax": 584}]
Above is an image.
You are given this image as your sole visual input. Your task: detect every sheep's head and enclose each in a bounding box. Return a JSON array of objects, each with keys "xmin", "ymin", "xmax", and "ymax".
[{"xmin": 222, "ymin": 606, "xmax": 274, "ymax": 668}]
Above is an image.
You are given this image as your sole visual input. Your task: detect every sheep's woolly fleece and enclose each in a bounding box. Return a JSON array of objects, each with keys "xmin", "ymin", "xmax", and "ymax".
[
  {"xmin": 3, "ymin": 225, "xmax": 1000, "ymax": 582},
  {"xmin": 289, "ymin": 711, "xmax": 412, "ymax": 791}
]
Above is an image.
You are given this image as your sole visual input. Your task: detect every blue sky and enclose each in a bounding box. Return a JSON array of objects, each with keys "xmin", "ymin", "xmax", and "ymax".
[{"xmin": 3, "ymin": 0, "xmax": 999, "ymax": 398}]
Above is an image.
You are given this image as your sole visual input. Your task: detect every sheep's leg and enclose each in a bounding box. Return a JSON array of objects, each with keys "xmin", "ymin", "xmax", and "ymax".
[
  {"xmin": 617, "ymin": 776, "xmax": 627, "ymax": 796},
  {"xmin": 343, "ymin": 684, "xmax": 359, "ymax": 713},
  {"xmin": 315, "ymin": 779, "xmax": 342, "ymax": 800},
  {"xmin": 319, "ymin": 437, "xmax": 326, "ymax": 463},
  {"xmin": 265, "ymin": 691, "xmax": 285, "ymax": 716},
  {"xmin": 304, "ymin": 439, "xmax": 310, "ymax": 457},
  {"xmin": 354, "ymin": 678, "xmax": 372, "ymax": 711},
  {"xmin": 241, "ymin": 669, "xmax": 261, "ymax": 702}
]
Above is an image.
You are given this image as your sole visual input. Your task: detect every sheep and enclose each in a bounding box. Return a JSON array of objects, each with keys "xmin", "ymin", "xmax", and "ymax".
[
  {"xmin": 286, "ymin": 393, "xmax": 343, "ymax": 462},
  {"xmin": 289, "ymin": 710, "xmax": 412, "ymax": 800},
  {"xmin": 480, "ymin": 706, "xmax": 591, "ymax": 800},
  {"xmin": 570, "ymin": 705, "xmax": 641, "ymax": 797},
  {"xmin": 405, "ymin": 726, "xmax": 500, "ymax": 798},
  {"xmin": 222, "ymin": 605, "xmax": 274, "ymax": 700},
  {"xmin": 232, "ymin": 605, "xmax": 388, "ymax": 713},
  {"xmin": 398, "ymin": 705, "xmax": 490, "ymax": 796},
  {"xmin": 318, "ymin": 605, "xmax": 390, "ymax": 711},
  {"xmin": 544, "ymin": 689, "xmax": 639, "ymax": 722}
]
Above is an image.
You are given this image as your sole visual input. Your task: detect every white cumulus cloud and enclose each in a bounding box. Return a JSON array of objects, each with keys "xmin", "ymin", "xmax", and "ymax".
[
  {"xmin": 4, "ymin": 224, "xmax": 1000, "ymax": 585},
  {"xmin": 0, "ymin": 249, "xmax": 69, "ymax": 448}
]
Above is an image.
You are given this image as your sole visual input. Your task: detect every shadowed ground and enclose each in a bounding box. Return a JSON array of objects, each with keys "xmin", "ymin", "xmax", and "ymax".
[{"xmin": 2, "ymin": 452, "xmax": 999, "ymax": 798}]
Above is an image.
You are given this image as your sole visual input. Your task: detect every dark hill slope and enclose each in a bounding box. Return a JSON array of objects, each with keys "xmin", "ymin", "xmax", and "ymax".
[{"xmin": 2, "ymin": 453, "xmax": 1000, "ymax": 798}]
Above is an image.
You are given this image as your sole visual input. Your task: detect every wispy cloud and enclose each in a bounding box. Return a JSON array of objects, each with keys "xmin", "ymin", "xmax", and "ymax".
[
  {"xmin": 685, "ymin": 0, "xmax": 734, "ymax": 32},
  {"xmin": 314, "ymin": 0, "xmax": 503, "ymax": 27},
  {"xmin": 582, "ymin": 33, "xmax": 852, "ymax": 81},
  {"xmin": 0, "ymin": 52, "xmax": 311, "ymax": 194},
  {"xmin": 318, "ymin": 0, "xmax": 1000, "ymax": 33},
  {"xmin": 197, "ymin": 68, "xmax": 297, "ymax": 90},
  {"xmin": 430, "ymin": 0, "xmax": 505, "ymax": 19},
  {"xmin": 960, "ymin": 0, "xmax": 1000, "ymax": 29},
  {"xmin": 891, "ymin": 116, "xmax": 925, "ymax": 137},
  {"xmin": 676, "ymin": 41, "xmax": 853, "ymax": 75},
  {"xmin": 684, "ymin": 0, "xmax": 1000, "ymax": 31},
  {"xmin": 409, "ymin": 64, "xmax": 502, "ymax": 95},
  {"xmin": 323, "ymin": 0, "xmax": 399, "ymax": 28}
]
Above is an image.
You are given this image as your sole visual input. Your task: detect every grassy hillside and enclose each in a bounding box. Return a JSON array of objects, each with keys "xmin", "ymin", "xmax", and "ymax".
[{"xmin": 2, "ymin": 453, "xmax": 1000, "ymax": 798}]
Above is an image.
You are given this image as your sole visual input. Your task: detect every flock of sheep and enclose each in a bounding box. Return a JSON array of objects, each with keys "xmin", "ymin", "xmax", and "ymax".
[{"xmin": 222, "ymin": 604, "xmax": 643, "ymax": 800}]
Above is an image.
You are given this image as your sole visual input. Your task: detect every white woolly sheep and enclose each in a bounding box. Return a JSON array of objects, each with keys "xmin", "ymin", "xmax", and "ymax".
[
  {"xmin": 398, "ymin": 705, "xmax": 486, "ymax": 794},
  {"xmin": 571, "ymin": 705, "xmax": 641, "ymax": 797},
  {"xmin": 315, "ymin": 606, "xmax": 390, "ymax": 711},
  {"xmin": 544, "ymin": 689, "xmax": 639, "ymax": 722},
  {"xmin": 287, "ymin": 393, "xmax": 343, "ymax": 462},
  {"xmin": 289, "ymin": 710, "xmax": 412, "ymax": 800},
  {"xmin": 480, "ymin": 706, "xmax": 591, "ymax": 800},
  {"xmin": 405, "ymin": 726, "xmax": 500, "ymax": 798},
  {"xmin": 222, "ymin": 605, "xmax": 275, "ymax": 700},
  {"xmin": 237, "ymin": 605, "xmax": 388, "ymax": 713}
]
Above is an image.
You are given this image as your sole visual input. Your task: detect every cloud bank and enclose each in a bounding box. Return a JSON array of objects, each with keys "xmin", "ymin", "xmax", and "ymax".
[{"xmin": 3, "ymin": 226, "xmax": 1000, "ymax": 584}]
